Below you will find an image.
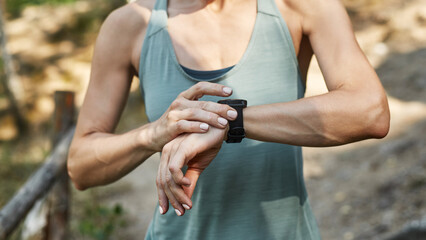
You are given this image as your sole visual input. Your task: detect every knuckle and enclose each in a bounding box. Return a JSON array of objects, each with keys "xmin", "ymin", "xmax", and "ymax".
[
  {"xmin": 187, "ymin": 108, "xmax": 196, "ymax": 118},
  {"xmin": 177, "ymin": 91, "xmax": 185, "ymax": 98},
  {"xmin": 171, "ymin": 99, "xmax": 182, "ymax": 109},
  {"xmin": 195, "ymin": 82, "xmax": 207, "ymax": 92},
  {"xmin": 221, "ymin": 105, "xmax": 230, "ymax": 113},
  {"xmin": 175, "ymin": 120, "xmax": 184, "ymax": 131},
  {"xmin": 195, "ymin": 82, "xmax": 204, "ymax": 89},
  {"xmin": 199, "ymin": 101, "xmax": 208, "ymax": 110},
  {"xmin": 168, "ymin": 110, "xmax": 177, "ymax": 120},
  {"xmin": 206, "ymin": 112, "xmax": 215, "ymax": 121},
  {"xmin": 161, "ymin": 180, "xmax": 167, "ymax": 189},
  {"xmin": 169, "ymin": 165, "xmax": 178, "ymax": 174},
  {"xmin": 165, "ymin": 175, "xmax": 173, "ymax": 185}
]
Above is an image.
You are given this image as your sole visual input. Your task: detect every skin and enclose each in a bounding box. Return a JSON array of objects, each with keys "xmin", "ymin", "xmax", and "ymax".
[{"xmin": 67, "ymin": 0, "xmax": 390, "ymax": 217}]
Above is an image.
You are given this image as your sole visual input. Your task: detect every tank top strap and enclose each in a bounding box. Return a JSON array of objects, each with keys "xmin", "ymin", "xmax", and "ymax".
[
  {"xmin": 145, "ymin": 0, "xmax": 168, "ymax": 38},
  {"xmin": 257, "ymin": 0, "xmax": 281, "ymax": 17}
]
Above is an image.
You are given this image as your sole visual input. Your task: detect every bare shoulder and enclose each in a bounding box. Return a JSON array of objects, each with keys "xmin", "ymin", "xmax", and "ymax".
[
  {"xmin": 282, "ymin": 0, "xmax": 344, "ymax": 15},
  {"xmin": 99, "ymin": 0, "xmax": 154, "ymax": 41},
  {"xmin": 282, "ymin": 0, "xmax": 349, "ymax": 34},
  {"xmin": 94, "ymin": 0, "xmax": 155, "ymax": 71}
]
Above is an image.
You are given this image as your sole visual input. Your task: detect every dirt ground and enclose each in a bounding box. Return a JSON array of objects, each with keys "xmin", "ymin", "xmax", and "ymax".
[{"xmin": 2, "ymin": 0, "xmax": 426, "ymax": 239}]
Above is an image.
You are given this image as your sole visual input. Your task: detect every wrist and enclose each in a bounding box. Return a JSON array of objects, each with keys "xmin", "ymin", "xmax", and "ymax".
[{"xmin": 136, "ymin": 122, "xmax": 162, "ymax": 153}]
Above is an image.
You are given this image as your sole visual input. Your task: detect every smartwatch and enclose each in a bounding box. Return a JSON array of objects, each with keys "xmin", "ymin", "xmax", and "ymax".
[{"xmin": 217, "ymin": 99, "xmax": 247, "ymax": 143}]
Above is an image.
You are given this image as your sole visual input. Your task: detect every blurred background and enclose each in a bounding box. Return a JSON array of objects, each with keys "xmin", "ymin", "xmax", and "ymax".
[{"xmin": 0, "ymin": 0, "xmax": 425, "ymax": 239}]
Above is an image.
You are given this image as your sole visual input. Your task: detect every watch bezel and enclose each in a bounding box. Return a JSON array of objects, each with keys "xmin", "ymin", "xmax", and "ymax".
[{"xmin": 217, "ymin": 99, "xmax": 247, "ymax": 108}]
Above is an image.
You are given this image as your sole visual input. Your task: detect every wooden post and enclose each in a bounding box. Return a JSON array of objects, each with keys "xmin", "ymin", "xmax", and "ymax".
[
  {"xmin": 0, "ymin": 91, "xmax": 75, "ymax": 240},
  {"xmin": 46, "ymin": 91, "xmax": 75, "ymax": 240},
  {"xmin": 52, "ymin": 91, "xmax": 75, "ymax": 143},
  {"xmin": 0, "ymin": 128, "xmax": 75, "ymax": 240}
]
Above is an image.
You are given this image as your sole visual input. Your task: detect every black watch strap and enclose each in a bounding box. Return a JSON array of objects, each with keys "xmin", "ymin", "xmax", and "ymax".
[{"xmin": 217, "ymin": 99, "xmax": 247, "ymax": 143}]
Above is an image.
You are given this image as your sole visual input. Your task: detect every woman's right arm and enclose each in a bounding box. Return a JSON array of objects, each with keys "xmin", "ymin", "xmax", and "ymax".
[{"xmin": 67, "ymin": 5, "xmax": 236, "ymax": 190}]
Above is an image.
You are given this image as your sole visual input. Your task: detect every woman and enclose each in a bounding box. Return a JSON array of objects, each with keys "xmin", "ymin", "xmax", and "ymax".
[{"xmin": 68, "ymin": 0, "xmax": 390, "ymax": 239}]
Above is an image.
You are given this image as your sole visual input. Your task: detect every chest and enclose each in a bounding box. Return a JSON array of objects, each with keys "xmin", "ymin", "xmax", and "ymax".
[
  {"xmin": 164, "ymin": 0, "xmax": 303, "ymax": 70},
  {"xmin": 132, "ymin": 0, "xmax": 307, "ymax": 75},
  {"xmin": 167, "ymin": 0, "xmax": 257, "ymax": 70}
]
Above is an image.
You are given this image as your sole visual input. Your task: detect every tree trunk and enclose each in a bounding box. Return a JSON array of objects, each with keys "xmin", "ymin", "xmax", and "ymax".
[{"xmin": 0, "ymin": 3, "xmax": 26, "ymax": 132}]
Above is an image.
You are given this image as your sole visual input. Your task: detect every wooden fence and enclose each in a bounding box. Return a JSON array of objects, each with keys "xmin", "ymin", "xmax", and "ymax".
[{"xmin": 0, "ymin": 91, "xmax": 75, "ymax": 240}]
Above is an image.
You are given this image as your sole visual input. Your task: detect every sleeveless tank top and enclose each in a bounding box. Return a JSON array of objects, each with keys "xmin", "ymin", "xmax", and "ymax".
[{"xmin": 139, "ymin": 0, "xmax": 321, "ymax": 239}]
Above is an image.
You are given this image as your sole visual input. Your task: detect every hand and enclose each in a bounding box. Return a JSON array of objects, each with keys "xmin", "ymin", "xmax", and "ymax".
[
  {"xmin": 146, "ymin": 82, "xmax": 237, "ymax": 152},
  {"xmin": 156, "ymin": 127, "xmax": 226, "ymax": 216}
]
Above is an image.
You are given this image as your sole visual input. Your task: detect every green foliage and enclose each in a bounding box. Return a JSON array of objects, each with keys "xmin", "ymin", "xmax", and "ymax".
[
  {"xmin": 78, "ymin": 203, "xmax": 127, "ymax": 240},
  {"xmin": 6, "ymin": 0, "xmax": 77, "ymax": 17}
]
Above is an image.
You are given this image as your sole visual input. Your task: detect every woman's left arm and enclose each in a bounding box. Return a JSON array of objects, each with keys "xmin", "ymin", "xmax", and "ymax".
[{"xmin": 244, "ymin": 0, "xmax": 390, "ymax": 146}]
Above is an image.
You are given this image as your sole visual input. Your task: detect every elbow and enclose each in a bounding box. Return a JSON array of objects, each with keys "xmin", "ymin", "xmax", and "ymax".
[
  {"xmin": 364, "ymin": 93, "xmax": 390, "ymax": 139},
  {"xmin": 67, "ymin": 148, "xmax": 88, "ymax": 191}
]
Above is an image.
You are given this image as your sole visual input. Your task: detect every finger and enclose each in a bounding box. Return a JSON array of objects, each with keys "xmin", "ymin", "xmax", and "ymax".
[
  {"xmin": 158, "ymin": 138, "xmax": 184, "ymax": 214},
  {"xmin": 164, "ymin": 179, "xmax": 188, "ymax": 216},
  {"xmin": 180, "ymin": 82, "xmax": 232, "ymax": 100},
  {"xmin": 183, "ymin": 168, "xmax": 202, "ymax": 199},
  {"xmin": 158, "ymin": 151, "xmax": 170, "ymax": 214},
  {"xmin": 169, "ymin": 143, "xmax": 195, "ymax": 186},
  {"xmin": 175, "ymin": 120, "xmax": 210, "ymax": 135},
  {"xmin": 176, "ymin": 108, "xmax": 228, "ymax": 129},
  {"xmin": 162, "ymin": 137, "xmax": 191, "ymax": 212},
  {"xmin": 165, "ymin": 139, "xmax": 193, "ymax": 213},
  {"xmin": 157, "ymin": 181, "xmax": 168, "ymax": 215},
  {"xmin": 189, "ymin": 100, "xmax": 238, "ymax": 121},
  {"xmin": 169, "ymin": 145, "xmax": 191, "ymax": 186},
  {"xmin": 167, "ymin": 139, "xmax": 191, "ymax": 186},
  {"xmin": 170, "ymin": 97, "xmax": 237, "ymax": 121},
  {"xmin": 169, "ymin": 164, "xmax": 191, "ymax": 186},
  {"xmin": 166, "ymin": 172, "xmax": 193, "ymax": 210}
]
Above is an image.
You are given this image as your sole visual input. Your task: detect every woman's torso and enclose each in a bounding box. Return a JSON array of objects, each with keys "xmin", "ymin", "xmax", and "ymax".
[{"xmin": 136, "ymin": 0, "xmax": 321, "ymax": 239}]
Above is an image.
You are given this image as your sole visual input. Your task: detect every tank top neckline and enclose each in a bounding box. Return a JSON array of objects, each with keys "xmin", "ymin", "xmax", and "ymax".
[
  {"xmin": 158, "ymin": 0, "xmax": 260, "ymax": 82},
  {"xmin": 180, "ymin": 64, "xmax": 235, "ymax": 80}
]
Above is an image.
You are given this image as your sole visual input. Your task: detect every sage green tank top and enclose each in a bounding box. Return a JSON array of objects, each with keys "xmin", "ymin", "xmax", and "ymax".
[{"xmin": 139, "ymin": 0, "xmax": 321, "ymax": 239}]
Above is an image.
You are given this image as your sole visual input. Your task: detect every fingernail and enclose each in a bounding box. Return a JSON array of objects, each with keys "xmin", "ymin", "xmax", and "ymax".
[
  {"xmin": 183, "ymin": 204, "xmax": 191, "ymax": 210},
  {"xmin": 175, "ymin": 209, "xmax": 182, "ymax": 216},
  {"xmin": 218, "ymin": 117, "xmax": 228, "ymax": 126},
  {"xmin": 223, "ymin": 87, "xmax": 232, "ymax": 94},
  {"xmin": 159, "ymin": 206, "xmax": 164, "ymax": 214},
  {"xmin": 200, "ymin": 123, "xmax": 209, "ymax": 130},
  {"xmin": 227, "ymin": 110, "xmax": 237, "ymax": 119}
]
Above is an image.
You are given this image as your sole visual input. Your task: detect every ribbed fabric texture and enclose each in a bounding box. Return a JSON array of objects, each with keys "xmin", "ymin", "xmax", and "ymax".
[{"xmin": 139, "ymin": 0, "xmax": 321, "ymax": 239}]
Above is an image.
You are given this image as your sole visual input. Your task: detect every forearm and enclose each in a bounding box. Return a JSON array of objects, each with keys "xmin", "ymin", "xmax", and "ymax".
[
  {"xmin": 67, "ymin": 123, "xmax": 157, "ymax": 190},
  {"xmin": 244, "ymin": 88, "xmax": 390, "ymax": 147}
]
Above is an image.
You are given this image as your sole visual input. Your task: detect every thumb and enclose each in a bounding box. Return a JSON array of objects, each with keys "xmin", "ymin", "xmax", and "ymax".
[{"xmin": 182, "ymin": 168, "xmax": 202, "ymax": 199}]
